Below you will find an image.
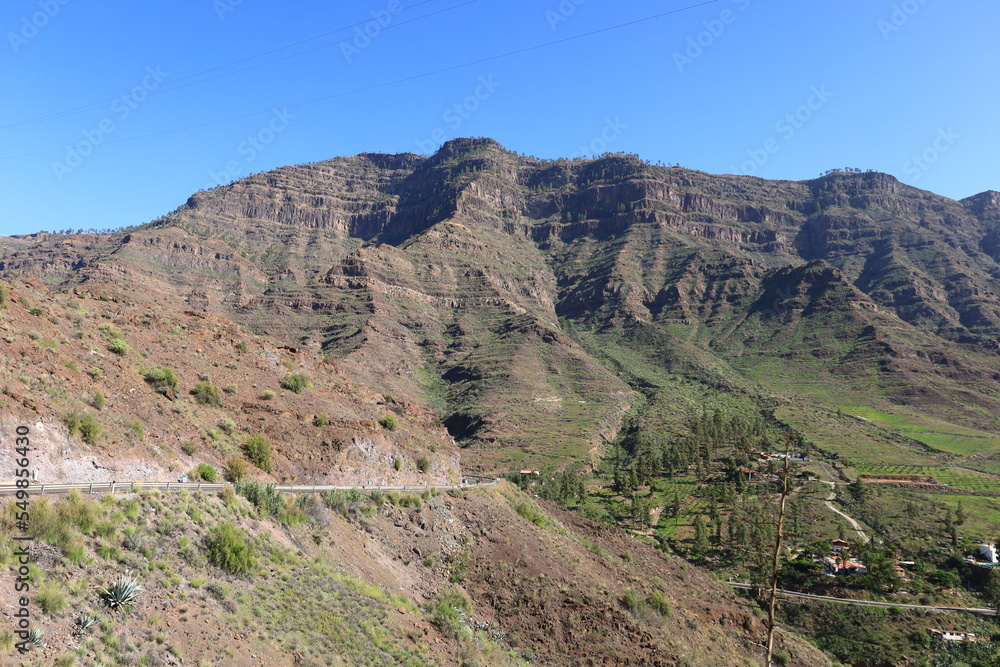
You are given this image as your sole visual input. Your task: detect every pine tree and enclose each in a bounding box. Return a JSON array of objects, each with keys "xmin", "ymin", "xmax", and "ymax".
[
  {"xmin": 985, "ymin": 569, "xmax": 1000, "ymax": 615},
  {"xmin": 692, "ymin": 515, "xmax": 710, "ymax": 560}
]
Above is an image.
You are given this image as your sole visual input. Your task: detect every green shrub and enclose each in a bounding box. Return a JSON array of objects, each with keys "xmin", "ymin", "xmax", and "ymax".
[
  {"xmin": 122, "ymin": 527, "xmax": 144, "ymax": 551},
  {"xmin": 194, "ymin": 464, "xmax": 218, "ymax": 482},
  {"xmin": 281, "ymin": 373, "xmax": 309, "ymax": 394},
  {"xmin": 129, "ymin": 420, "xmax": 145, "ymax": 440},
  {"xmin": 646, "ymin": 590, "xmax": 672, "ymax": 617},
  {"xmin": 514, "ymin": 500, "xmax": 548, "ymax": 527},
  {"xmin": 106, "ymin": 338, "xmax": 129, "ymax": 356},
  {"xmin": 243, "ymin": 434, "xmax": 273, "ymax": 471},
  {"xmin": 320, "ymin": 489, "xmax": 349, "ymax": 516},
  {"xmin": 622, "ymin": 588, "xmax": 644, "ymax": 615},
  {"xmin": 909, "ymin": 628, "xmax": 931, "ymax": 648},
  {"xmin": 181, "ymin": 440, "xmax": 198, "ymax": 456},
  {"xmin": 223, "ymin": 383, "xmax": 238, "ymax": 395},
  {"xmin": 89, "ymin": 391, "xmax": 105, "ymax": 410},
  {"xmin": 313, "ymin": 414, "xmax": 329, "ymax": 427},
  {"xmin": 205, "ymin": 523, "xmax": 257, "ymax": 575},
  {"xmin": 394, "ymin": 458, "xmax": 402, "ymax": 471},
  {"xmin": 233, "ymin": 479, "xmax": 286, "ymax": 519},
  {"xmin": 29, "ymin": 307, "xmax": 44, "ymax": 316},
  {"xmin": 260, "ymin": 390, "xmax": 276, "ymax": 401},
  {"xmin": 144, "ymin": 367, "xmax": 178, "ymax": 395},
  {"xmin": 36, "ymin": 582, "xmax": 68, "ymax": 617},
  {"xmin": 224, "ymin": 456, "xmax": 248, "ymax": 482},
  {"xmin": 447, "ymin": 551, "xmax": 471, "ymax": 583},
  {"xmin": 431, "ymin": 589, "xmax": 471, "ymax": 637},
  {"xmin": 417, "ymin": 455, "xmax": 430, "ymax": 473},
  {"xmin": 218, "ymin": 418, "xmax": 236, "ymax": 435},
  {"xmin": 0, "ymin": 282, "xmax": 8, "ymax": 308},
  {"xmin": 206, "ymin": 582, "xmax": 228, "ymax": 599},
  {"xmin": 192, "ymin": 381, "xmax": 221, "ymax": 406},
  {"xmin": 235, "ymin": 341, "xmax": 248, "ymax": 354},
  {"xmin": 379, "ymin": 414, "xmax": 397, "ymax": 431},
  {"xmin": 65, "ymin": 411, "xmax": 101, "ymax": 444}
]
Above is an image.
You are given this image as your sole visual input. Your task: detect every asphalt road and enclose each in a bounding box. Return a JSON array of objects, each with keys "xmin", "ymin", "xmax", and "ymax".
[
  {"xmin": 727, "ymin": 582, "xmax": 995, "ymax": 616},
  {"xmin": 0, "ymin": 479, "xmax": 499, "ymax": 497}
]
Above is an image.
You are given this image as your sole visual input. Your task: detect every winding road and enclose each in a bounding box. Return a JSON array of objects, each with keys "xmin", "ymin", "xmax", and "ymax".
[
  {"xmin": 727, "ymin": 582, "xmax": 994, "ymax": 616},
  {"xmin": 816, "ymin": 463, "xmax": 869, "ymax": 543}
]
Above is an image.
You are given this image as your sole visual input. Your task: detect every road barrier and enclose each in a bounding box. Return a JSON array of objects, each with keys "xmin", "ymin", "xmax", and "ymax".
[
  {"xmin": 727, "ymin": 582, "xmax": 995, "ymax": 616},
  {"xmin": 0, "ymin": 478, "xmax": 499, "ymax": 497}
]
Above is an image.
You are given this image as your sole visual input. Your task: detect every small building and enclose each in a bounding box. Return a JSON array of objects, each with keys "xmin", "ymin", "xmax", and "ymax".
[
  {"xmin": 518, "ymin": 470, "xmax": 540, "ymax": 476},
  {"xmin": 979, "ymin": 544, "xmax": 997, "ymax": 563},
  {"xmin": 928, "ymin": 628, "xmax": 979, "ymax": 642},
  {"xmin": 739, "ymin": 466, "xmax": 756, "ymax": 481},
  {"xmin": 822, "ymin": 556, "xmax": 867, "ymax": 575},
  {"xmin": 831, "ymin": 539, "xmax": 851, "ymax": 555}
]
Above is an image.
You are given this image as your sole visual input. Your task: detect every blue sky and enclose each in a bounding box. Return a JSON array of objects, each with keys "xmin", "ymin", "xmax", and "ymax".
[{"xmin": 1, "ymin": 0, "xmax": 997, "ymax": 236}]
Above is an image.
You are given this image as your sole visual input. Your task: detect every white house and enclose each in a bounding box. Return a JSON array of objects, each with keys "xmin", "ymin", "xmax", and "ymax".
[
  {"xmin": 928, "ymin": 628, "xmax": 979, "ymax": 642},
  {"xmin": 979, "ymin": 544, "xmax": 997, "ymax": 563}
]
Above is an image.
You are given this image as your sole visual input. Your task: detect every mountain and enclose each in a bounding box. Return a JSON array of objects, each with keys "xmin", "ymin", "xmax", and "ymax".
[
  {"xmin": 4, "ymin": 137, "xmax": 999, "ymax": 474},
  {"xmin": 4, "ymin": 137, "xmax": 1000, "ymax": 665}
]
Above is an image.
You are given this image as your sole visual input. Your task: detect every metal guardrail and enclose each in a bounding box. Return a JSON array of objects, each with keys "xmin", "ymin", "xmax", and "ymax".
[
  {"xmin": 727, "ymin": 582, "xmax": 995, "ymax": 616},
  {"xmin": 0, "ymin": 482, "xmax": 225, "ymax": 496},
  {"xmin": 0, "ymin": 478, "xmax": 500, "ymax": 497}
]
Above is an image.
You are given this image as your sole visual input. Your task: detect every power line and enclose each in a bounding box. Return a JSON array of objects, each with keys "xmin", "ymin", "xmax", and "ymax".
[
  {"xmin": 0, "ymin": 0, "xmax": 722, "ymax": 161},
  {"xmin": 0, "ymin": 0, "xmax": 461, "ymax": 130}
]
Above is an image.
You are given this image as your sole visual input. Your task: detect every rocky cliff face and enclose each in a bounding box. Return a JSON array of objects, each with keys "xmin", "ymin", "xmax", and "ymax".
[{"xmin": 4, "ymin": 138, "xmax": 1000, "ymax": 466}]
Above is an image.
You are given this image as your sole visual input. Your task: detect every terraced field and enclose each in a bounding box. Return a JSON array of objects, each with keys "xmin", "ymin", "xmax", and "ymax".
[
  {"xmin": 844, "ymin": 406, "xmax": 1000, "ymax": 457},
  {"xmin": 775, "ymin": 405, "xmax": 941, "ymax": 466},
  {"xmin": 854, "ymin": 465, "xmax": 1000, "ymax": 494}
]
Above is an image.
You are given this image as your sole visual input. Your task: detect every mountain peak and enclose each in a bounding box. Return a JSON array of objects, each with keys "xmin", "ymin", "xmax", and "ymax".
[{"xmin": 961, "ymin": 189, "xmax": 1000, "ymax": 214}]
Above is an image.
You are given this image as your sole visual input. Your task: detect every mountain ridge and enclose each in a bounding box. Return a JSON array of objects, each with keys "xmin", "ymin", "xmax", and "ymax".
[{"xmin": 3, "ymin": 137, "xmax": 1000, "ymax": 472}]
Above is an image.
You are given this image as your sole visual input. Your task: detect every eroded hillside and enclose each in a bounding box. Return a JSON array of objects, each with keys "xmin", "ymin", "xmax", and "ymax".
[
  {"xmin": 0, "ymin": 481, "xmax": 831, "ymax": 666},
  {"xmin": 3, "ymin": 138, "xmax": 999, "ymax": 472}
]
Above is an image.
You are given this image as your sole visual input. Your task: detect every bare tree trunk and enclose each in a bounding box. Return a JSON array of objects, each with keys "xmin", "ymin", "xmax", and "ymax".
[{"xmin": 765, "ymin": 446, "xmax": 792, "ymax": 666}]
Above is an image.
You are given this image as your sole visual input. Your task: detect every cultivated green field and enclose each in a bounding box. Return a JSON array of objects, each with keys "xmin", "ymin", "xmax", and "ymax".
[{"xmin": 854, "ymin": 464, "xmax": 1000, "ymax": 494}]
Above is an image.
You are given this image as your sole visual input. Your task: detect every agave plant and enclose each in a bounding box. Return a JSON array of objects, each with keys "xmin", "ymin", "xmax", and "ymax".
[
  {"xmin": 74, "ymin": 610, "xmax": 102, "ymax": 635},
  {"xmin": 27, "ymin": 626, "xmax": 43, "ymax": 647},
  {"xmin": 101, "ymin": 575, "xmax": 143, "ymax": 611}
]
